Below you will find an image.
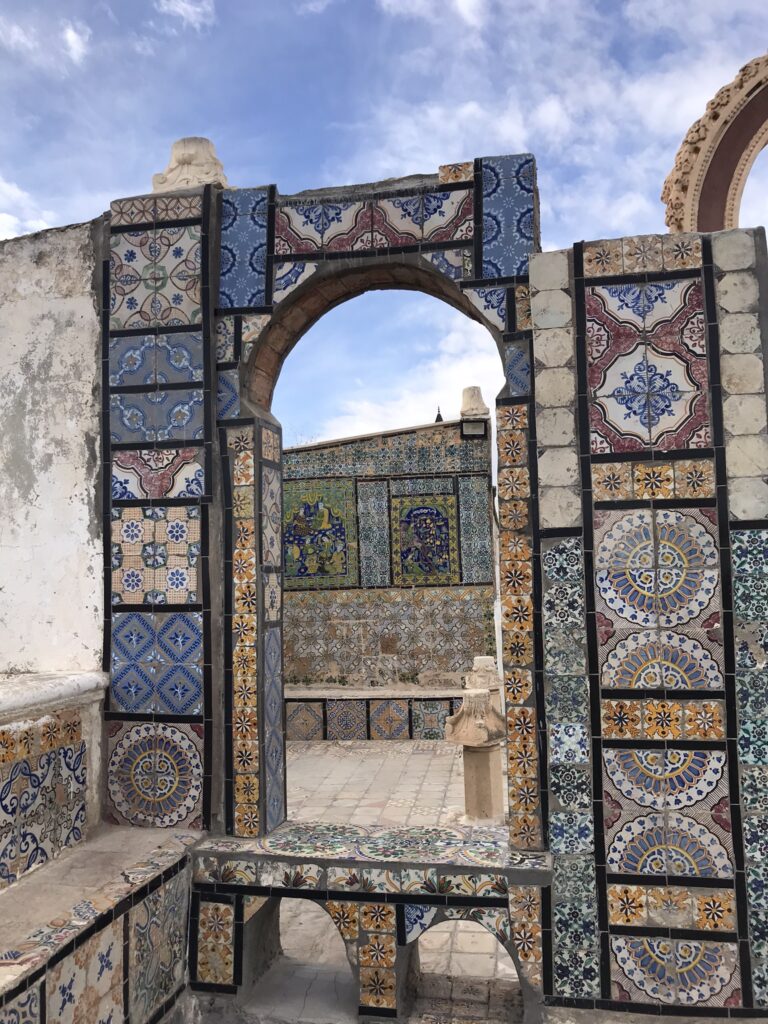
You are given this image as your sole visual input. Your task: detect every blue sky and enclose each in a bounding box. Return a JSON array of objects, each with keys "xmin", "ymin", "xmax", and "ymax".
[{"xmin": 1, "ymin": 1, "xmax": 767, "ymax": 444}]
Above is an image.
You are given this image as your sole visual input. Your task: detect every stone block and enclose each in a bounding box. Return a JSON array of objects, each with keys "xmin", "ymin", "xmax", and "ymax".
[
  {"xmin": 729, "ymin": 477, "xmax": 768, "ymax": 520},
  {"xmin": 533, "ymin": 327, "xmax": 574, "ymax": 367},
  {"xmin": 536, "ymin": 407, "xmax": 576, "ymax": 447},
  {"xmin": 712, "ymin": 229, "xmax": 756, "ymax": 271},
  {"xmin": 721, "ymin": 353, "xmax": 765, "ymax": 395},
  {"xmin": 530, "ymin": 289, "xmax": 572, "ymax": 330},
  {"xmin": 539, "ymin": 485, "xmax": 581, "ymax": 529},
  {"xmin": 535, "ymin": 367, "xmax": 576, "ymax": 407},
  {"xmin": 720, "ymin": 313, "xmax": 762, "ymax": 353},
  {"xmin": 717, "ymin": 271, "xmax": 759, "ymax": 313},
  {"xmin": 723, "ymin": 394, "xmax": 768, "ymax": 435},
  {"xmin": 726, "ymin": 435, "xmax": 768, "ymax": 477},
  {"xmin": 537, "ymin": 447, "xmax": 579, "ymax": 486},
  {"xmin": 529, "ymin": 250, "xmax": 570, "ymax": 291}
]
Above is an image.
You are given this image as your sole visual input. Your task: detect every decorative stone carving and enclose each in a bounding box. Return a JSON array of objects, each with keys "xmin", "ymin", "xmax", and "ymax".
[
  {"xmin": 152, "ymin": 136, "xmax": 228, "ymax": 194},
  {"xmin": 446, "ymin": 687, "xmax": 505, "ymax": 747},
  {"xmin": 460, "ymin": 386, "xmax": 489, "ymax": 418},
  {"xmin": 661, "ymin": 54, "xmax": 768, "ymax": 231},
  {"xmin": 446, "ymin": 684, "xmax": 506, "ymax": 823}
]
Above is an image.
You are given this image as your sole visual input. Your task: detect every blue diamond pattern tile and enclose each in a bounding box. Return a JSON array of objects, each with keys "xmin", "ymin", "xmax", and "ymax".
[
  {"xmin": 156, "ymin": 612, "xmax": 203, "ymax": 663},
  {"xmin": 156, "ymin": 665, "xmax": 203, "ymax": 715},
  {"xmin": 217, "ymin": 368, "xmax": 241, "ymax": 420},
  {"xmin": 111, "ymin": 611, "xmax": 203, "ymax": 715}
]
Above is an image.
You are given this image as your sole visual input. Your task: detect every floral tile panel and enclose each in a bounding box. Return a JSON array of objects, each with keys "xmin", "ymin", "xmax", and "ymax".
[
  {"xmin": 218, "ymin": 188, "xmax": 268, "ymax": 309},
  {"xmin": 110, "ymin": 225, "xmax": 202, "ymax": 330},
  {"xmin": 110, "ymin": 506, "xmax": 201, "ymax": 605},
  {"xmin": 112, "ymin": 447, "xmax": 205, "ymax": 500}
]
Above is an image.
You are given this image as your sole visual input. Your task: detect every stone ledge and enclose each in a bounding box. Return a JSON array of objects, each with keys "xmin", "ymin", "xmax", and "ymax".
[{"xmin": 0, "ymin": 671, "xmax": 106, "ymax": 723}]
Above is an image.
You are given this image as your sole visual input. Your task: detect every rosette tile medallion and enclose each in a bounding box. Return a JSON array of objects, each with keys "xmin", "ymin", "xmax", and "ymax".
[{"xmin": 562, "ymin": 233, "xmax": 758, "ymax": 1012}]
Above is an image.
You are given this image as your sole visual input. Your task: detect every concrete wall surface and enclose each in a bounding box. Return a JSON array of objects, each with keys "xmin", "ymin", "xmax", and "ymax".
[{"xmin": 0, "ymin": 222, "xmax": 102, "ymax": 673}]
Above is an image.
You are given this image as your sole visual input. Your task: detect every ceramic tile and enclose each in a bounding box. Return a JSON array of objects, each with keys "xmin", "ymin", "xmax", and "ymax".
[
  {"xmin": 326, "ymin": 700, "xmax": 367, "ymax": 741},
  {"xmin": 592, "ymin": 461, "xmax": 633, "ymax": 500},
  {"xmin": 422, "ymin": 247, "xmax": 469, "ymax": 281},
  {"xmin": 283, "ymin": 478, "xmax": 359, "ymax": 590},
  {"xmin": 0, "ymin": 983, "xmax": 42, "ymax": 1023},
  {"xmin": 110, "ymin": 506, "xmax": 200, "ymax": 605},
  {"xmin": 112, "ymin": 447, "xmax": 205, "ymax": 500},
  {"xmin": 286, "ymin": 702, "xmax": 323, "ymax": 740},
  {"xmin": 412, "ymin": 699, "xmax": 451, "ymax": 740},
  {"xmin": 480, "ymin": 153, "xmax": 535, "ymax": 276},
  {"xmin": 219, "ymin": 188, "xmax": 268, "ymax": 309},
  {"xmin": 322, "ymin": 201, "xmax": 373, "ymax": 252},
  {"xmin": 421, "ymin": 189, "xmax": 473, "ymax": 243},
  {"xmin": 217, "ymin": 368, "xmax": 240, "ymax": 420},
  {"xmin": 129, "ymin": 870, "xmax": 189, "ymax": 1021},
  {"xmin": 550, "ymin": 812, "xmax": 593, "ymax": 854},
  {"xmin": 369, "ymin": 699, "xmax": 409, "ymax": 740},
  {"xmin": 272, "ymin": 260, "xmax": 318, "ymax": 301},
  {"xmin": 106, "ymin": 721, "xmax": 203, "ymax": 828},
  {"xmin": 110, "ymin": 387, "xmax": 204, "ymax": 444},
  {"xmin": 196, "ymin": 900, "xmax": 235, "ymax": 985},
  {"xmin": 274, "ymin": 202, "xmax": 325, "ymax": 254},
  {"xmin": 111, "ymin": 610, "xmax": 203, "ymax": 714},
  {"xmin": 503, "ymin": 341, "xmax": 531, "ymax": 396},
  {"xmin": 465, "ymin": 286, "xmax": 507, "ymax": 330},
  {"xmin": 371, "ymin": 196, "xmax": 421, "ymax": 246}
]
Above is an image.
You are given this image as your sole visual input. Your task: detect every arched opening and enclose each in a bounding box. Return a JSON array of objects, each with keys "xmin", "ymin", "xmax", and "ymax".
[
  {"xmin": 411, "ymin": 918, "xmax": 522, "ymax": 1019},
  {"xmin": 257, "ymin": 284, "xmax": 506, "ymax": 826},
  {"xmin": 739, "ymin": 143, "xmax": 768, "ymax": 229}
]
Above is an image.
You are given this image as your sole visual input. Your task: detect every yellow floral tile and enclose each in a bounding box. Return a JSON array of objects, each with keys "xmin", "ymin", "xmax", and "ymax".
[
  {"xmin": 601, "ymin": 700, "xmax": 641, "ymax": 738},
  {"xmin": 499, "ymin": 501, "xmax": 528, "ymax": 531},
  {"xmin": 643, "ymin": 700, "xmax": 682, "ymax": 739},
  {"xmin": 235, "ymin": 518, "xmax": 256, "ymax": 549},
  {"xmin": 647, "ymin": 886, "xmax": 692, "ymax": 927},
  {"xmin": 684, "ymin": 700, "xmax": 725, "ymax": 739},
  {"xmin": 234, "ymin": 803, "xmax": 259, "ymax": 836},
  {"xmin": 583, "ymin": 239, "xmax": 622, "ymax": 276},
  {"xmin": 326, "ymin": 900, "xmax": 359, "ymax": 940},
  {"xmin": 361, "ymin": 903, "xmax": 395, "ymax": 932},
  {"xmin": 695, "ymin": 890, "xmax": 735, "ymax": 931},
  {"xmin": 235, "ymin": 582, "xmax": 258, "ymax": 614},
  {"xmin": 515, "ymin": 284, "xmax": 532, "ymax": 331},
  {"xmin": 501, "ymin": 534, "xmax": 533, "ymax": 561},
  {"xmin": 228, "ymin": 426, "xmax": 254, "ymax": 451},
  {"xmin": 511, "ymin": 919, "xmax": 542, "ymax": 962},
  {"xmin": 359, "ymin": 967, "xmax": 396, "ymax": 1008},
  {"xmin": 505, "ymin": 669, "xmax": 533, "ymax": 704},
  {"xmin": 233, "ymin": 738, "xmax": 259, "ymax": 773},
  {"xmin": 233, "ymin": 708, "xmax": 259, "ymax": 741},
  {"xmin": 233, "ymin": 450, "xmax": 254, "ymax": 486},
  {"xmin": 0, "ymin": 727, "xmax": 17, "ymax": 763},
  {"xmin": 662, "ymin": 233, "xmax": 702, "ymax": 270},
  {"xmin": 508, "ymin": 777, "xmax": 539, "ymax": 813},
  {"xmin": 232, "ymin": 549, "xmax": 257, "ymax": 583},
  {"xmin": 234, "ymin": 774, "xmax": 259, "ymax": 803},
  {"xmin": 232, "ymin": 614, "xmax": 257, "ymax": 646},
  {"xmin": 608, "ymin": 885, "xmax": 647, "ymax": 925},
  {"xmin": 233, "ymin": 678, "xmax": 257, "ymax": 707},
  {"xmin": 509, "ymin": 813, "xmax": 541, "ymax": 848},
  {"xmin": 674, "ymin": 458, "xmax": 715, "ymax": 498},
  {"xmin": 232, "ymin": 487, "xmax": 254, "ymax": 517},
  {"xmin": 633, "ymin": 462, "xmax": 673, "ymax": 499},
  {"xmin": 507, "ymin": 740, "xmax": 539, "ymax": 779},
  {"xmin": 502, "ymin": 595, "xmax": 534, "ymax": 630},
  {"xmin": 507, "ymin": 706, "xmax": 536, "ymax": 743},
  {"xmin": 509, "ymin": 886, "xmax": 540, "ymax": 921},
  {"xmin": 505, "ymin": 629, "xmax": 533, "ymax": 665},
  {"xmin": 499, "ymin": 558, "xmax": 533, "ymax": 594},
  {"xmin": 497, "ymin": 405, "xmax": 528, "ymax": 431},
  {"xmin": 592, "ymin": 462, "xmax": 632, "ymax": 500},
  {"xmin": 359, "ymin": 933, "xmax": 396, "ymax": 968},
  {"xmin": 622, "ymin": 235, "xmax": 662, "ymax": 273},
  {"xmin": 497, "ymin": 432, "xmax": 528, "ymax": 468},
  {"xmin": 499, "ymin": 467, "xmax": 530, "ymax": 499}
]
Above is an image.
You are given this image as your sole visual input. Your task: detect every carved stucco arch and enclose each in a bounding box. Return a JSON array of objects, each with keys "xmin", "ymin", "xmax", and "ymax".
[
  {"xmin": 242, "ymin": 254, "xmax": 505, "ymax": 411},
  {"xmin": 662, "ymin": 52, "xmax": 768, "ymax": 232}
]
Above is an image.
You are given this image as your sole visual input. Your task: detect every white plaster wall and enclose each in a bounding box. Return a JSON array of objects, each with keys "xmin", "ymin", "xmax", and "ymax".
[{"xmin": 0, "ymin": 222, "xmax": 103, "ymax": 673}]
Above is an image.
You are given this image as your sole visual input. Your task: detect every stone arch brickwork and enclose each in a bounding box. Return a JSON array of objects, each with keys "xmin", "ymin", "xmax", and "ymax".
[{"xmin": 662, "ymin": 53, "xmax": 768, "ymax": 232}]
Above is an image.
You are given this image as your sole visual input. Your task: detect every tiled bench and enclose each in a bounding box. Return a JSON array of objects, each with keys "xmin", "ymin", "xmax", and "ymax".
[
  {"xmin": 0, "ymin": 826, "xmax": 196, "ymax": 1024},
  {"xmin": 189, "ymin": 820, "xmax": 550, "ymax": 1022}
]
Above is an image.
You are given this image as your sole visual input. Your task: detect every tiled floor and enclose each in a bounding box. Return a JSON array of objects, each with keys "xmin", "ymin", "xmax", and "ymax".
[{"xmin": 287, "ymin": 739, "xmax": 469, "ymax": 828}]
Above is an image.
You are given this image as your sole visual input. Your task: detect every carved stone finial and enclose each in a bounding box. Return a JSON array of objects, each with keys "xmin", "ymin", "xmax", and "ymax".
[
  {"xmin": 460, "ymin": 386, "xmax": 489, "ymax": 418},
  {"xmin": 445, "ymin": 688, "xmax": 505, "ymax": 748},
  {"xmin": 152, "ymin": 137, "xmax": 228, "ymax": 194}
]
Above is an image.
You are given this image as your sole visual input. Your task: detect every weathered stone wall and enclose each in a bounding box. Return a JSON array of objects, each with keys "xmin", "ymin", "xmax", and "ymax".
[{"xmin": 0, "ymin": 222, "xmax": 102, "ymax": 674}]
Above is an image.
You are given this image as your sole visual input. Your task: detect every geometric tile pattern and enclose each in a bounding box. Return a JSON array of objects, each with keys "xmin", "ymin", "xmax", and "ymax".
[
  {"xmin": 283, "ymin": 586, "xmax": 495, "ymax": 688},
  {"xmin": 480, "ymin": 153, "xmax": 536, "ymax": 277},
  {"xmin": 111, "ymin": 447, "xmax": 205, "ymax": 500},
  {"xmin": 285, "ymin": 696, "xmax": 471, "ymax": 741},
  {"xmin": 110, "ymin": 505, "xmax": 201, "ymax": 606},
  {"xmin": 357, "ymin": 479, "xmax": 391, "ymax": 587},
  {"xmin": 110, "ymin": 611, "xmax": 203, "ymax": 714},
  {"xmin": 46, "ymin": 917, "xmax": 123, "ymax": 1024},
  {"xmin": 0, "ymin": 710, "xmax": 85, "ymax": 892},
  {"xmin": 195, "ymin": 899, "xmax": 236, "ymax": 986},
  {"xmin": 591, "ymin": 457, "xmax": 715, "ymax": 501},
  {"xmin": 457, "ymin": 475, "xmax": 493, "ymax": 583}
]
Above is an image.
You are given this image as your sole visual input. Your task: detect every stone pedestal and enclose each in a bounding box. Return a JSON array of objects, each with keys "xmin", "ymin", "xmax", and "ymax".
[{"xmin": 446, "ymin": 687, "xmax": 506, "ymax": 823}]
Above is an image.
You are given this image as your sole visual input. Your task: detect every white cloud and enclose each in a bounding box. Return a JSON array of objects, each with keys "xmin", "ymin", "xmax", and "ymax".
[
  {"xmin": 61, "ymin": 21, "xmax": 91, "ymax": 65},
  {"xmin": 154, "ymin": 0, "xmax": 215, "ymax": 30},
  {"xmin": 0, "ymin": 175, "xmax": 54, "ymax": 240},
  {"xmin": 296, "ymin": 0, "xmax": 337, "ymax": 12},
  {"xmin": 0, "ymin": 18, "xmax": 38, "ymax": 56}
]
